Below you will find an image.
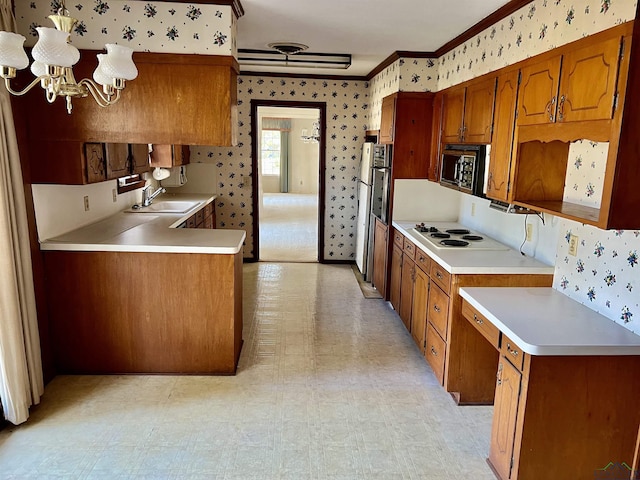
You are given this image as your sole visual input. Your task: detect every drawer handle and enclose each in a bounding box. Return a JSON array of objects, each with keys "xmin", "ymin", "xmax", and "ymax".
[
  {"xmin": 436, "ymin": 272, "xmax": 443, "ymax": 280},
  {"xmin": 507, "ymin": 343, "xmax": 519, "ymax": 357},
  {"xmin": 497, "ymin": 363, "xmax": 503, "ymax": 386},
  {"xmin": 419, "ymin": 256, "xmax": 425, "ymax": 262},
  {"xmin": 430, "ymin": 346, "xmax": 438, "ymax": 357},
  {"xmin": 433, "ymin": 305, "xmax": 441, "ymax": 313},
  {"xmin": 474, "ymin": 313, "xmax": 483, "ymax": 325}
]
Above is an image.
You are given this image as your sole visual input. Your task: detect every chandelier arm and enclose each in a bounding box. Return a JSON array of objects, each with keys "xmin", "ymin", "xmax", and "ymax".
[
  {"xmin": 78, "ymin": 78, "xmax": 121, "ymax": 108},
  {"xmin": 3, "ymin": 76, "xmax": 51, "ymax": 97}
]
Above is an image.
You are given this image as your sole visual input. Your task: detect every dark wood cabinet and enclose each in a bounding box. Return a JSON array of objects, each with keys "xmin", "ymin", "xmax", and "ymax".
[
  {"xmin": 389, "ymin": 242, "xmax": 403, "ymax": 314},
  {"xmin": 105, "ymin": 143, "xmax": 130, "ymax": 180},
  {"xmin": 84, "ymin": 143, "xmax": 107, "ymax": 184},
  {"xmin": 183, "ymin": 201, "xmax": 216, "ymax": 230},
  {"xmin": 410, "ymin": 265, "xmax": 429, "ymax": 353},
  {"xmin": 399, "ymin": 254, "xmax": 415, "ymax": 332},
  {"xmin": 428, "ymin": 93, "xmax": 444, "ymax": 181},
  {"xmin": 130, "ymin": 144, "xmax": 150, "ymax": 175},
  {"xmin": 442, "ymin": 77, "xmax": 496, "ymax": 144},
  {"xmin": 379, "ymin": 96, "xmax": 396, "ymax": 144},
  {"xmin": 372, "ymin": 218, "xmax": 388, "ymax": 298}
]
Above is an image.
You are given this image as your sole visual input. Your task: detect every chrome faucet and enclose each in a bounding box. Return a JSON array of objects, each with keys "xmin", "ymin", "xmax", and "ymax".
[{"xmin": 141, "ymin": 186, "xmax": 166, "ymax": 207}]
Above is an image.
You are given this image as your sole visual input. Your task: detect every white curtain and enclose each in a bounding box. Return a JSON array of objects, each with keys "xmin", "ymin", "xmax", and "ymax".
[{"xmin": 0, "ymin": 0, "xmax": 44, "ymax": 425}]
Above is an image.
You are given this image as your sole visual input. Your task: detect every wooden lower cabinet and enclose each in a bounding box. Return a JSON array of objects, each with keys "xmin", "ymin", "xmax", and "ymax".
[
  {"xmin": 425, "ymin": 322, "xmax": 446, "ymax": 384},
  {"xmin": 410, "ymin": 265, "xmax": 429, "ymax": 352},
  {"xmin": 372, "ymin": 218, "xmax": 388, "ymax": 298},
  {"xmin": 399, "ymin": 254, "xmax": 415, "ymax": 331},
  {"xmin": 489, "ymin": 357, "xmax": 522, "ymax": 480},
  {"xmin": 389, "ymin": 243, "xmax": 403, "ymax": 313}
]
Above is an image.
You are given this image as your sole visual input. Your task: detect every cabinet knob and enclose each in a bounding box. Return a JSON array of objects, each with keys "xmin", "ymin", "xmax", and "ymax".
[
  {"xmin": 434, "ymin": 305, "xmax": 441, "ymax": 313},
  {"xmin": 430, "ymin": 346, "xmax": 438, "ymax": 357},
  {"xmin": 496, "ymin": 363, "xmax": 503, "ymax": 386},
  {"xmin": 558, "ymin": 95, "xmax": 566, "ymax": 121},
  {"xmin": 507, "ymin": 343, "xmax": 519, "ymax": 357},
  {"xmin": 474, "ymin": 313, "xmax": 483, "ymax": 325},
  {"xmin": 436, "ymin": 272, "xmax": 443, "ymax": 280}
]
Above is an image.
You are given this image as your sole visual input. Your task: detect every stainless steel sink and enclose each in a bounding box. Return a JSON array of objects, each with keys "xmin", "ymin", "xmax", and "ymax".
[{"xmin": 126, "ymin": 200, "xmax": 202, "ymax": 214}]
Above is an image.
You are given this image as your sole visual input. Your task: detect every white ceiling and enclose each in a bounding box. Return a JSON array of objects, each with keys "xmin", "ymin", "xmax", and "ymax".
[{"xmin": 236, "ymin": 0, "xmax": 513, "ymax": 77}]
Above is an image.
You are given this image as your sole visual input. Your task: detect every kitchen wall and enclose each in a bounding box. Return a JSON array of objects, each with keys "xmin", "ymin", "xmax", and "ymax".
[{"xmin": 191, "ymin": 76, "xmax": 370, "ymax": 260}]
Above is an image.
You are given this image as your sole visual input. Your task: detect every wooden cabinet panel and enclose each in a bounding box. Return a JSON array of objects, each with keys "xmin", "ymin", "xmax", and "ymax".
[
  {"xmin": 105, "ymin": 143, "xmax": 130, "ymax": 180},
  {"xmin": 442, "ymin": 87, "xmax": 466, "ymax": 144},
  {"xmin": 393, "ymin": 230, "xmax": 404, "ymax": 248},
  {"xmin": 84, "ymin": 143, "xmax": 106, "ymax": 184},
  {"xmin": 489, "ymin": 358, "xmax": 522, "ymax": 480},
  {"xmin": 430, "ymin": 261, "xmax": 451, "ymax": 294},
  {"xmin": 517, "ymin": 56, "xmax": 562, "ymax": 126},
  {"xmin": 464, "ymin": 77, "xmax": 497, "ymax": 143},
  {"xmin": 150, "ymin": 145, "xmax": 190, "ymax": 168},
  {"xmin": 379, "ymin": 96, "xmax": 396, "ymax": 144},
  {"xmin": 410, "ymin": 265, "xmax": 429, "ymax": 352},
  {"xmin": 425, "ymin": 322, "xmax": 446, "ymax": 384},
  {"xmin": 399, "ymin": 255, "xmax": 415, "ymax": 331},
  {"xmin": 487, "ymin": 70, "xmax": 519, "ymax": 202},
  {"xmin": 372, "ymin": 218, "xmax": 388, "ymax": 298},
  {"xmin": 415, "ymin": 250, "xmax": 431, "ymax": 274},
  {"xmin": 501, "ymin": 334, "xmax": 525, "ymax": 371},
  {"xmin": 427, "ymin": 283, "xmax": 449, "ymax": 341},
  {"xmin": 462, "ymin": 299, "xmax": 500, "ymax": 350},
  {"xmin": 403, "ymin": 238, "xmax": 415, "ymax": 260},
  {"xmin": 390, "ymin": 244, "xmax": 403, "ymax": 314},
  {"xmin": 129, "ymin": 144, "xmax": 150, "ymax": 175},
  {"xmin": 428, "ymin": 93, "xmax": 443, "ymax": 181},
  {"xmin": 558, "ymin": 36, "xmax": 621, "ymax": 123}
]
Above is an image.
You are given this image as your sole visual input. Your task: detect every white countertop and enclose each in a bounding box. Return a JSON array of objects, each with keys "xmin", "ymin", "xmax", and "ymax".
[
  {"xmin": 459, "ymin": 287, "xmax": 640, "ymax": 355},
  {"xmin": 40, "ymin": 193, "xmax": 245, "ymax": 255},
  {"xmin": 392, "ymin": 221, "xmax": 554, "ymax": 275}
]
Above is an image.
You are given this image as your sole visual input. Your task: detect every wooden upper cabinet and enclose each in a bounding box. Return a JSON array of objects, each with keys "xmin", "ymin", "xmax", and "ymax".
[
  {"xmin": 150, "ymin": 145, "xmax": 190, "ymax": 168},
  {"xmin": 517, "ymin": 55, "xmax": 562, "ymax": 126},
  {"xmin": 464, "ymin": 77, "xmax": 497, "ymax": 143},
  {"xmin": 84, "ymin": 143, "xmax": 107, "ymax": 184},
  {"xmin": 428, "ymin": 93, "xmax": 443, "ymax": 181},
  {"xmin": 518, "ymin": 35, "xmax": 622, "ymax": 126},
  {"xmin": 379, "ymin": 96, "xmax": 396, "ymax": 144},
  {"xmin": 487, "ymin": 70, "xmax": 519, "ymax": 202},
  {"xmin": 558, "ymin": 35, "xmax": 621, "ymax": 123},
  {"xmin": 442, "ymin": 87, "xmax": 466, "ymax": 144},
  {"xmin": 129, "ymin": 144, "xmax": 150, "ymax": 175},
  {"xmin": 105, "ymin": 143, "xmax": 130, "ymax": 180}
]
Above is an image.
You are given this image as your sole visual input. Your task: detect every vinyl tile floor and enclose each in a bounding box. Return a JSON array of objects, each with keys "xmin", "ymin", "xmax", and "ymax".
[{"xmin": 0, "ymin": 263, "xmax": 495, "ymax": 479}]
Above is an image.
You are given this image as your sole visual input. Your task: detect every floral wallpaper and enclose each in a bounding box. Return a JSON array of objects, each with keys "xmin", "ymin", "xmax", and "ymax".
[
  {"xmin": 191, "ymin": 76, "xmax": 370, "ymax": 260},
  {"xmin": 564, "ymin": 140, "xmax": 609, "ymax": 209},
  {"xmin": 368, "ymin": 60, "xmax": 400, "ymax": 131},
  {"xmin": 554, "ymin": 220, "xmax": 639, "ymax": 332},
  {"xmin": 436, "ymin": 0, "xmax": 637, "ymax": 89},
  {"xmin": 16, "ymin": 0, "xmax": 234, "ymax": 55}
]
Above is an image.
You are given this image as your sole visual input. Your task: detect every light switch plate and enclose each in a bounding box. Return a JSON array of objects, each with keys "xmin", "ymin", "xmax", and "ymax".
[{"xmin": 568, "ymin": 234, "xmax": 578, "ymax": 256}]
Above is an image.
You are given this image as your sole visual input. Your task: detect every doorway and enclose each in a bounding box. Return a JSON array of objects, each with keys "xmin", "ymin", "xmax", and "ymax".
[{"xmin": 251, "ymin": 100, "xmax": 326, "ymax": 263}]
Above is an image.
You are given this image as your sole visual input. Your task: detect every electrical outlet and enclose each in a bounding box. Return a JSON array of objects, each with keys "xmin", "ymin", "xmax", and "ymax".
[
  {"xmin": 83, "ymin": 195, "xmax": 90, "ymax": 211},
  {"xmin": 568, "ymin": 234, "xmax": 579, "ymax": 256},
  {"xmin": 471, "ymin": 203, "xmax": 476, "ymax": 217},
  {"xmin": 112, "ymin": 188, "xmax": 117, "ymax": 202},
  {"xmin": 526, "ymin": 223, "xmax": 533, "ymax": 241}
]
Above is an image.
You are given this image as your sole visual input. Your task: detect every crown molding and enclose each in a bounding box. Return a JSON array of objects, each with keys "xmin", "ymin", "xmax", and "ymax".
[
  {"xmin": 240, "ymin": 71, "xmax": 367, "ymax": 82},
  {"xmin": 150, "ymin": 0, "xmax": 245, "ymax": 18}
]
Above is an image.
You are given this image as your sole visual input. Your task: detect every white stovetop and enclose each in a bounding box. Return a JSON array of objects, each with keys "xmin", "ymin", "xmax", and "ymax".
[
  {"xmin": 392, "ymin": 220, "xmax": 553, "ymax": 275},
  {"xmin": 459, "ymin": 287, "xmax": 640, "ymax": 355},
  {"xmin": 40, "ymin": 193, "xmax": 245, "ymax": 255}
]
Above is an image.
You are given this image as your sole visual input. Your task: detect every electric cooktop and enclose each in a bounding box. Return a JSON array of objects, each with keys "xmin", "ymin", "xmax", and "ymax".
[{"xmin": 413, "ymin": 222, "xmax": 510, "ymax": 250}]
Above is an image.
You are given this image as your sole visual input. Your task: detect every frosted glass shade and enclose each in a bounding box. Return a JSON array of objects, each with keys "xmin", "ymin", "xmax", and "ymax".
[
  {"xmin": 30, "ymin": 60, "xmax": 47, "ymax": 77},
  {"xmin": 0, "ymin": 31, "xmax": 29, "ymax": 70},
  {"xmin": 32, "ymin": 27, "xmax": 79, "ymax": 68},
  {"xmin": 101, "ymin": 44, "xmax": 138, "ymax": 81},
  {"xmin": 92, "ymin": 54, "xmax": 114, "ymax": 87}
]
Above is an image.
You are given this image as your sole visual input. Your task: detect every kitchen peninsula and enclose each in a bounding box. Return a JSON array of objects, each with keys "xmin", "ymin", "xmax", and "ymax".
[{"xmin": 40, "ymin": 194, "xmax": 245, "ymax": 375}]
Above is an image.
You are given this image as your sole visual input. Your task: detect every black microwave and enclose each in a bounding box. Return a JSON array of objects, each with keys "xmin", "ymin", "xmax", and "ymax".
[{"xmin": 440, "ymin": 144, "xmax": 489, "ymax": 197}]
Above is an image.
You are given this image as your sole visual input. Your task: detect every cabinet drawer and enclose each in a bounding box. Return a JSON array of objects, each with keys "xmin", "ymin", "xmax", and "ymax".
[
  {"xmin": 393, "ymin": 230, "xmax": 405, "ymax": 248},
  {"xmin": 415, "ymin": 249, "xmax": 431, "ymax": 274},
  {"xmin": 204, "ymin": 202, "xmax": 214, "ymax": 219},
  {"xmin": 195, "ymin": 209, "xmax": 204, "ymax": 227},
  {"xmin": 203, "ymin": 214, "xmax": 213, "ymax": 229},
  {"xmin": 428, "ymin": 283, "xmax": 449, "ymax": 340},
  {"xmin": 501, "ymin": 334, "xmax": 525, "ymax": 371},
  {"xmin": 426, "ymin": 322, "xmax": 446, "ymax": 385},
  {"xmin": 462, "ymin": 300, "xmax": 500, "ymax": 350},
  {"xmin": 430, "ymin": 261, "xmax": 451, "ymax": 294},
  {"xmin": 403, "ymin": 239, "xmax": 416, "ymax": 260},
  {"xmin": 186, "ymin": 215, "xmax": 197, "ymax": 228}
]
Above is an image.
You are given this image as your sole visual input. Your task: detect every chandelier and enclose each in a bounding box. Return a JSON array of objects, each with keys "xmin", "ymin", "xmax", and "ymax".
[
  {"xmin": 0, "ymin": 0, "xmax": 137, "ymax": 114},
  {"xmin": 301, "ymin": 120, "xmax": 321, "ymax": 143}
]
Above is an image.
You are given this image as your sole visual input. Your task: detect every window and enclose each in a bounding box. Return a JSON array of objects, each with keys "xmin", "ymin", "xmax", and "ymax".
[{"xmin": 261, "ymin": 130, "xmax": 281, "ymax": 175}]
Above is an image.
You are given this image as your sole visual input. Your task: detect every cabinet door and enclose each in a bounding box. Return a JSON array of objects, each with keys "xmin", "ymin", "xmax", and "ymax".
[
  {"xmin": 487, "ymin": 71, "xmax": 519, "ymax": 202},
  {"xmin": 517, "ymin": 56, "xmax": 562, "ymax": 126},
  {"xmin": 463, "ymin": 76, "xmax": 496, "ymax": 143},
  {"xmin": 558, "ymin": 36, "xmax": 621, "ymax": 123},
  {"xmin": 105, "ymin": 143, "xmax": 130, "ymax": 180},
  {"xmin": 372, "ymin": 219, "xmax": 388, "ymax": 298},
  {"xmin": 399, "ymin": 255, "xmax": 415, "ymax": 331},
  {"xmin": 410, "ymin": 266, "xmax": 429, "ymax": 353},
  {"xmin": 379, "ymin": 96, "xmax": 396, "ymax": 144},
  {"xmin": 425, "ymin": 322, "xmax": 446, "ymax": 384},
  {"xmin": 129, "ymin": 144, "xmax": 150, "ymax": 175},
  {"xmin": 84, "ymin": 143, "xmax": 107, "ymax": 184},
  {"xmin": 175, "ymin": 145, "xmax": 191, "ymax": 166},
  {"xmin": 427, "ymin": 282, "xmax": 449, "ymax": 340},
  {"xmin": 442, "ymin": 87, "xmax": 465, "ymax": 144},
  {"xmin": 390, "ymin": 244, "xmax": 403, "ymax": 313},
  {"xmin": 489, "ymin": 358, "xmax": 522, "ymax": 480},
  {"xmin": 428, "ymin": 93, "xmax": 443, "ymax": 181}
]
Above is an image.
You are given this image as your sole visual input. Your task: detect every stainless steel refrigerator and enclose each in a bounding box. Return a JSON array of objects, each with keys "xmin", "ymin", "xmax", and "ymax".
[{"xmin": 355, "ymin": 142, "xmax": 374, "ymax": 278}]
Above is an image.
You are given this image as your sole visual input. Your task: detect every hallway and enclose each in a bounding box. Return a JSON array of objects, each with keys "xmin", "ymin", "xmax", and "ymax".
[{"xmin": 0, "ymin": 263, "xmax": 494, "ymax": 479}]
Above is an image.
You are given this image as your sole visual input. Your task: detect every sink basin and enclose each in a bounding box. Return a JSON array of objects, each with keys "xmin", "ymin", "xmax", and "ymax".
[{"xmin": 126, "ymin": 200, "xmax": 201, "ymax": 214}]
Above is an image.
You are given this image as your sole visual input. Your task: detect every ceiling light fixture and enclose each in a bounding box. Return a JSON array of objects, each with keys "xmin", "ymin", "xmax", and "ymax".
[
  {"xmin": 0, "ymin": 0, "xmax": 137, "ymax": 114},
  {"xmin": 238, "ymin": 49, "xmax": 351, "ymax": 70}
]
